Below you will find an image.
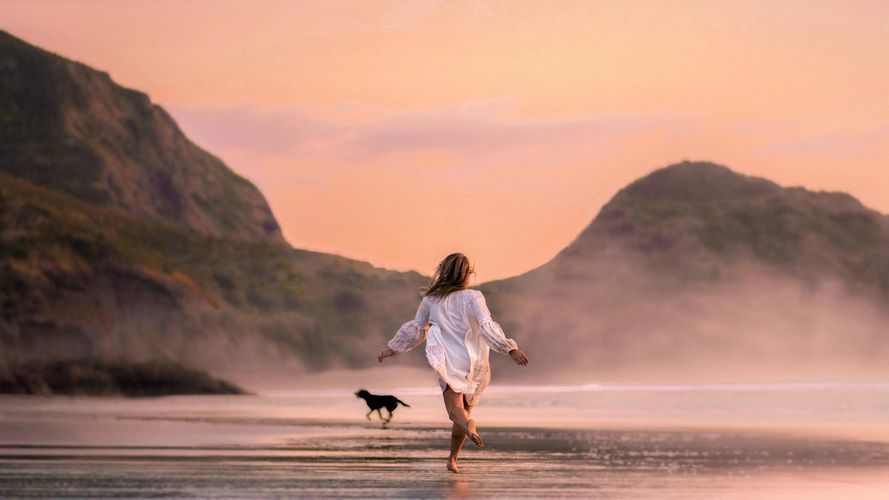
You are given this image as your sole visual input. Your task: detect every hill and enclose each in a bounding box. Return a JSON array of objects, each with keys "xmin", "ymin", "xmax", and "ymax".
[
  {"xmin": 483, "ymin": 161, "xmax": 889, "ymax": 382},
  {"xmin": 0, "ymin": 31, "xmax": 427, "ymax": 386},
  {"xmin": 0, "ymin": 171, "xmax": 425, "ymax": 380},
  {"xmin": 0, "ymin": 30, "xmax": 282, "ymax": 243}
]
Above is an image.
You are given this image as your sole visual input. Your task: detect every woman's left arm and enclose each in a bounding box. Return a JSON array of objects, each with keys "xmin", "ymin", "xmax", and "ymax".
[{"xmin": 468, "ymin": 291, "xmax": 520, "ymax": 355}]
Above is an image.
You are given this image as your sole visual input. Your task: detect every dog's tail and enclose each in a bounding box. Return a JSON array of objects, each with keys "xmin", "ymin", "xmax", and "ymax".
[{"xmin": 395, "ymin": 398, "xmax": 411, "ymax": 408}]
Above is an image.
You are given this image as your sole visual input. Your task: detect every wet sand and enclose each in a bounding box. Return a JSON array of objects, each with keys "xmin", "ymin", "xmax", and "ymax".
[{"xmin": 2, "ymin": 381, "xmax": 889, "ymax": 498}]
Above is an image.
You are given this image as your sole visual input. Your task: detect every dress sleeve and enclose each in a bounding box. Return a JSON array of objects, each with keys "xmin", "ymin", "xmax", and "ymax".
[
  {"xmin": 467, "ymin": 290, "xmax": 518, "ymax": 354},
  {"xmin": 387, "ymin": 297, "xmax": 430, "ymax": 353}
]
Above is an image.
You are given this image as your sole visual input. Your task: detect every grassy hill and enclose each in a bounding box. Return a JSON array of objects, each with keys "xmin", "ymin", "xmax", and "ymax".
[
  {"xmin": 0, "ymin": 30, "xmax": 282, "ymax": 243},
  {"xmin": 0, "ymin": 171, "xmax": 426, "ymax": 380},
  {"xmin": 0, "ymin": 30, "xmax": 430, "ymax": 388},
  {"xmin": 482, "ymin": 162, "xmax": 889, "ymax": 382}
]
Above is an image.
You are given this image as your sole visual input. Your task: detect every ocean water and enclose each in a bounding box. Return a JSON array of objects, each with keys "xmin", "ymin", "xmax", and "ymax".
[{"xmin": 2, "ymin": 382, "xmax": 889, "ymax": 498}]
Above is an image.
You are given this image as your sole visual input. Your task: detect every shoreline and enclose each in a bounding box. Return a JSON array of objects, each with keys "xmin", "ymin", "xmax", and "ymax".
[{"xmin": 3, "ymin": 387, "xmax": 889, "ymax": 497}]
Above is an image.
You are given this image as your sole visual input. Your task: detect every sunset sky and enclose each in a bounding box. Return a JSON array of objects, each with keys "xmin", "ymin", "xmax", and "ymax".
[{"xmin": 2, "ymin": 0, "xmax": 887, "ymax": 282}]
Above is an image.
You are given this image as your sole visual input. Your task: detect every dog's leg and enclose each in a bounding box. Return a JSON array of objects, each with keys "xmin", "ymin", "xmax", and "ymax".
[
  {"xmin": 376, "ymin": 409, "xmax": 384, "ymax": 421},
  {"xmin": 366, "ymin": 410, "xmax": 373, "ymax": 420},
  {"xmin": 385, "ymin": 408, "xmax": 394, "ymax": 423}
]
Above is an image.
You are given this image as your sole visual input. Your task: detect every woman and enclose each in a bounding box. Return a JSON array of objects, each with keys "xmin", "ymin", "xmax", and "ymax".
[{"xmin": 378, "ymin": 252, "xmax": 529, "ymax": 473}]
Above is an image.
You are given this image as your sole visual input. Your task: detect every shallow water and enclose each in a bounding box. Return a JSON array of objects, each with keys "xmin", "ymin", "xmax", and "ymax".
[{"xmin": 2, "ymin": 382, "xmax": 889, "ymax": 498}]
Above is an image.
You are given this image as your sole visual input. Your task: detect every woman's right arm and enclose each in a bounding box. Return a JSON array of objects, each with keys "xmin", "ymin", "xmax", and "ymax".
[{"xmin": 379, "ymin": 297, "xmax": 431, "ymax": 362}]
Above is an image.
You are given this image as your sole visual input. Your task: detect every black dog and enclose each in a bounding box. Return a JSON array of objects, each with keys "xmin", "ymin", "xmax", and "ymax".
[{"xmin": 355, "ymin": 389, "xmax": 410, "ymax": 424}]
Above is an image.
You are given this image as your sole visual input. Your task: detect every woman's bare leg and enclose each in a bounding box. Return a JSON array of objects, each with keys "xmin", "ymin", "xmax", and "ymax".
[
  {"xmin": 443, "ymin": 386, "xmax": 483, "ymax": 473},
  {"xmin": 447, "ymin": 398, "xmax": 472, "ymax": 473},
  {"xmin": 442, "ymin": 386, "xmax": 470, "ymax": 429}
]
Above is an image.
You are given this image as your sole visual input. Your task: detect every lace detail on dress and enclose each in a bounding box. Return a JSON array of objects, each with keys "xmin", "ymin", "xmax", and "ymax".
[
  {"xmin": 425, "ymin": 344, "xmax": 446, "ymax": 369},
  {"xmin": 387, "ymin": 320, "xmax": 428, "ymax": 353},
  {"xmin": 466, "ymin": 363, "xmax": 490, "ymax": 406},
  {"xmin": 426, "ymin": 344, "xmax": 455, "ymax": 394}
]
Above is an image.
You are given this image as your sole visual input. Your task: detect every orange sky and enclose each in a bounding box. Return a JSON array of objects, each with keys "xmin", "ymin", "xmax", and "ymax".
[{"xmin": 2, "ymin": 1, "xmax": 887, "ymax": 282}]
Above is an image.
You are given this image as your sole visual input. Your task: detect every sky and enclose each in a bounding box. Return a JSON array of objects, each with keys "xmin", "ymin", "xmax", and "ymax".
[{"xmin": 2, "ymin": 0, "xmax": 887, "ymax": 282}]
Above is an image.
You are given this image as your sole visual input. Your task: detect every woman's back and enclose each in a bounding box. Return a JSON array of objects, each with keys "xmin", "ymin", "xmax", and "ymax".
[
  {"xmin": 426, "ymin": 288, "xmax": 475, "ymax": 337},
  {"xmin": 426, "ymin": 289, "xmax": 477, "ymax": 377}
]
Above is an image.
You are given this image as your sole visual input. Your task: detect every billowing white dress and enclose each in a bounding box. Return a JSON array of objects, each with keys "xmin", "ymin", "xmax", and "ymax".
[{"xmin": 387, "ymin": 289, "xmax": 518, "ymax": 406}]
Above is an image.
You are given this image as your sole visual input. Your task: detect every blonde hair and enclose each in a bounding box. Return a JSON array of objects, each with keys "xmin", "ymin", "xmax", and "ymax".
[{"xmin": 421, "ymin": 253, "xmax": 475, "ymax": 298}]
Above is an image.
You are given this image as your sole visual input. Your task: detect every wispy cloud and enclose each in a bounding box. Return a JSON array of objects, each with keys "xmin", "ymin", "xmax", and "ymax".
[
  {"xmin": 337, "ymin": 107, "xmax": 682, "ymax": 161},
  {"xmin": 168, "ymin": 104, "xmax": 345, "ymax": 156},
  {"xmin": 169, "ymin": 100, "xmax": 690, "ymax": 166}
]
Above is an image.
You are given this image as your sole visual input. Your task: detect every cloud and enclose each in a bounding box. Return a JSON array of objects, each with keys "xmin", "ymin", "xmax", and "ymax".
[
  {"xmin": 168, "ymin": 104, "xmax": 345, "ymax": 156},
  {"xmin": 168, "ymin": 100, "xmax": 691, "ymax": 166},
  {"xmin": 337, "ymin": 107, "xmax": 681, "ymax": 161}
]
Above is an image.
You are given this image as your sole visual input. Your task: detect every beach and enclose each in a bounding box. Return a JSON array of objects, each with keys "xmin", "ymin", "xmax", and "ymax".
[{"xmin": 2, "ymin": 375, "xmax": 889, "ymax": 498}]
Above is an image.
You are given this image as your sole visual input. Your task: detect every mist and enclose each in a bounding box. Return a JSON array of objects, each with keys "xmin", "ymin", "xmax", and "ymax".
[{"xmin": 485, "ymin": 242, "xmax": 889, "ymax": 385}]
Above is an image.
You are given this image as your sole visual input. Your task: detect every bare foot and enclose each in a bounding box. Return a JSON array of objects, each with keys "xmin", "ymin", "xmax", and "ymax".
[
  {"xmin": 465, "ymin": 419, "xmax": 484, "ymax": 448},
  {"xmin": 447, "ymin": 458, "xmax": 459, "ymax": 473}
]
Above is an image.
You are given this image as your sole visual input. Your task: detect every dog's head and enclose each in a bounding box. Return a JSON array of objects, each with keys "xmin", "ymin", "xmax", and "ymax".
[{"xmin": 355, "ymin": 389, "xmax": 370, "ymax": 399}]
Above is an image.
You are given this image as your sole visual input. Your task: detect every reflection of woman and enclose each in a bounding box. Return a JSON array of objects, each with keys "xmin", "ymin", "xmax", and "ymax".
[{"xmin": 378, "ymin": 252, "xmax": 529, "ymax": 473}]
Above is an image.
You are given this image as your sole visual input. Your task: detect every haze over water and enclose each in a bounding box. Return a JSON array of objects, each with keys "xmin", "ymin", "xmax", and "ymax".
[{"xmin": 3, "ymin": 375, "xmax": 889, "ymax": 498}]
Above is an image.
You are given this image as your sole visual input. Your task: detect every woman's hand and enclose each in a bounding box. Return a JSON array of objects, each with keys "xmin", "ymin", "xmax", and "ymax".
[
  {"xmin": 378, "ymin": 347, "xmax": 396, "ymax": 363},
  {"xmin": 509, "ymin": 348, "xmax": 529, "ymax": 366}
]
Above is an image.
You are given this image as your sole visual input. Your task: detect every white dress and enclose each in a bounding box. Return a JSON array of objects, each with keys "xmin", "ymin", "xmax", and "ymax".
[{"xmin": 387, "ymin": 289, "xmax": 518, "ymax": 406}]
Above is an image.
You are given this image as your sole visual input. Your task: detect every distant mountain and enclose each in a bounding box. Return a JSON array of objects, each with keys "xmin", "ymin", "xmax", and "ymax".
[
  {"xmin": 563, "ymin": 161, "xmax": 887, "ymax": 284},
  {"xmin": 483, "ymin": 161, "xmax": 889, "ymax": 382},
  {"xmin": 0, "ymin": 30, "xmax": 282, "ymax": 243},
  {"xmin": 0, "ymin": 165, "xmax": 426, "ymax": 381},
  {"xmin": 0, "ymin": 31, "xmax": 426, "ymax": 384}
]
